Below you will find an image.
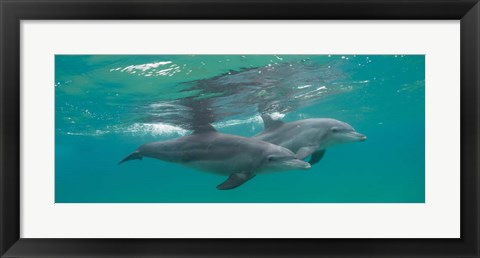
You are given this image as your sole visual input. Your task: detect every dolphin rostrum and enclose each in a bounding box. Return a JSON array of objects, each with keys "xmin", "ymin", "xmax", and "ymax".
[
  {"xmin": 119, "ymin": 124, "xmax": 311, "ymax": 190},
  {"xmin": 253, "ymin": 115, "xmax": 367, "ymax": 166}
]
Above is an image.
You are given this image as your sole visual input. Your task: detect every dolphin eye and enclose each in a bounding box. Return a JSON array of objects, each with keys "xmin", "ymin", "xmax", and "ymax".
[
  {"xmin": 268, "ymin": 156, "xmax": 276, "ymax": 162},
  {"xmin": 331, "ymin": 127, "xmax": 340, "ymax": 133}
]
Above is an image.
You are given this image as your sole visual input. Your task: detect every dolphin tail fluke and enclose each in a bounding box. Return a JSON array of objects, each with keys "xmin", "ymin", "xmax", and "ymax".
[{"xmin": 118, "ymin": 151, "xmax": 142, "ymax": 165}]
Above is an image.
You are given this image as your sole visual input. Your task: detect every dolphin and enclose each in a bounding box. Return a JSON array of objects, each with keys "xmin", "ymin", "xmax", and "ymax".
[
  {"xmin": 253, "ymin": 115, "xmax": 367, "ymax": 166},
  {"xmin": 119, "ymin": 124, "xmax": 311, "ymax": 190}
]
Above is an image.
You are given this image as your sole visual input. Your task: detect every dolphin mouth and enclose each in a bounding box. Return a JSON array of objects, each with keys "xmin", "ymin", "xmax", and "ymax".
[
  {"xmin": 353, "ymin": 132, "xmax": 367, "ymax": 141},
  {"xmin": 301, "ymin": 162, "xmax": 312, "ymax": 169},
  {"xmin": 284, "ymin": 159, "xmax": 311, "ymax": 170}
]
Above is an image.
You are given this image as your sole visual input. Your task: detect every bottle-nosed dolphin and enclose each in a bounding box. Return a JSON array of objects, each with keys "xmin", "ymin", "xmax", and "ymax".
[
  {"xmin": 253, "ymin": 115, "xmax": 367, "ymax": 166},
  {"xmin": 119, "ymin": 124, "xmax": 311, "ymax": 190}
]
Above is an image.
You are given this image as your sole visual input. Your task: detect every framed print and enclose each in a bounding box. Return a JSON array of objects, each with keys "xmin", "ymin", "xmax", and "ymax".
[{"xmin": 1, "ymin": 0, "xmax": 479, "ymax": 257}]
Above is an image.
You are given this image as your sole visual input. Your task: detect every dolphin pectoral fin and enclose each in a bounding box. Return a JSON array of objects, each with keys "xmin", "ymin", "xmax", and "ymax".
[
  {"xmin": 309, "ymin": 149, "xmax": 326, "ymax": 166},
  {"xmin": 217, "ymin": 172, "xmax": 255, "ymax": 190},
  {"xmin": 296, "ymin": 146, "xmax": 318, "ymax": 160}
]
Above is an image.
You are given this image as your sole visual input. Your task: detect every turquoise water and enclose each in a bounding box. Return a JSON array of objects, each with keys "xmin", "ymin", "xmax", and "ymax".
[{"xmin": 55, "ymin": 55, "xmax": 425, "ymax": 203}]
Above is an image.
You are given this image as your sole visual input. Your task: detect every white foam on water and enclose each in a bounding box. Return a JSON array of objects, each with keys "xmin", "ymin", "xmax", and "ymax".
[
  {"xmin": 269, "ymin": 112, "xmax": 285, "ymax": 120},
  {"xmin": 213, "ymin": 115, "xmax": 263, "ymax": 128},
  {"xmin": 117, "ymin": 61, "xmax": 172, "ymax": 73},
  {"xmin": 124, "ymin": 123, "xmax": 188, "ymax": 136}
]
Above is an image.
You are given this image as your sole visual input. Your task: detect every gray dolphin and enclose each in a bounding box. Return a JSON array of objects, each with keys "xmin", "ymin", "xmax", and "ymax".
[
  {"xmin": 119, "ymin": 124, "xmax": 311, "ymax": 190},
  {"xmin": 253, "ymin": 115, "xmax": 367, "ymax": 166}
]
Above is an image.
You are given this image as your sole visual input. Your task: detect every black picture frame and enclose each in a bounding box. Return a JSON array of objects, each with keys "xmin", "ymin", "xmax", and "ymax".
[{"xmin": 1, "ymin": 0, "xmax": 479, "ymax": 257}]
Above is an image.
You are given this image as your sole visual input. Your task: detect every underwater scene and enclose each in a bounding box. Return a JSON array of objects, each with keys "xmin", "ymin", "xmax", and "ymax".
[{"xmin": 55, "ymin": 55, "xmax": 425, "ymax": 203}]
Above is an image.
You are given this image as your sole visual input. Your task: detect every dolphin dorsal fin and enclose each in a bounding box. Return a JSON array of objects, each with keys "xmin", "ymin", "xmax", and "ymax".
[
  {"xmin": 192, "ymin": 124, "xmax": 217, "ymax": 134},
  {"xmin": 261, "ymin": 114, "xmax": 284, "ymax": 130}
]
